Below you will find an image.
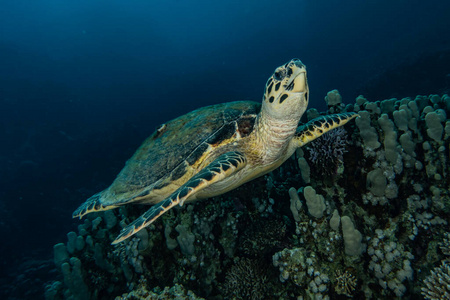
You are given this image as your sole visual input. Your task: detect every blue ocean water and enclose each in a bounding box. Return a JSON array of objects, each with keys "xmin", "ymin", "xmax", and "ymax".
[{"xmin": 1, "ymin": 0, "xmax": 450, "ymax": 298}]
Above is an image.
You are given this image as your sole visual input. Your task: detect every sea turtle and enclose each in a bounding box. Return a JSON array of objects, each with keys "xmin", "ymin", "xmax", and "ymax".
[{"xmin": 73, "ymin": 59, "xmax": 358, "ymax": 244}]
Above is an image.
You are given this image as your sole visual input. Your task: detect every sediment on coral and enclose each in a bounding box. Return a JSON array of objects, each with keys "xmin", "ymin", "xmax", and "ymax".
[{"xmin": 48, "ymin": 92, "xmax": 450, "ymax": 299}]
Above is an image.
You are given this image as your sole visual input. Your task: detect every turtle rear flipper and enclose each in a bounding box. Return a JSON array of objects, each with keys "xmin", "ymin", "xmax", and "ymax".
[
  {"xmin": 112, "ymin": 151, "xmax": 247, "ymax": 244},
  {"xmin": 72, "ymin": 192, "xmax": 119, "ymax": 219},
  {"xmin": 294, "ymin": 112, "xmax": 358, "ymax": 147}
]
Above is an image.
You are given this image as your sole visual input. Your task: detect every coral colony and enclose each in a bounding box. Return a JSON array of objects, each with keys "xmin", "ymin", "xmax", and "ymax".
[
  {"xmin": 47, "ymin": 91, "xmax": 450, "ymax": 299},
  {"xmin": 306, "ymin": 127, "xmax": 349, "ymax": 177}
]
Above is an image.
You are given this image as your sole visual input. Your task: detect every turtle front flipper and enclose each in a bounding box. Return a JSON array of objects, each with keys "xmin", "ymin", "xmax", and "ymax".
[
  {"xmin": 112, "ymin": 151, "xmax": 247, "ymax": 244},
  {"xmin": 73, "ymin": 193, "xmax": 119, "ymax": 219},
  {"xmin": 293, "ymin": 112, "xmax": 358, "ymax": 147}
]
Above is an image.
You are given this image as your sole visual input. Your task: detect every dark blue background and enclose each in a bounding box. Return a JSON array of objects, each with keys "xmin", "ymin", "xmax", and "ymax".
[{"xmin": 1, "ymin": 0, "xmax": 449, "ymax": 289}]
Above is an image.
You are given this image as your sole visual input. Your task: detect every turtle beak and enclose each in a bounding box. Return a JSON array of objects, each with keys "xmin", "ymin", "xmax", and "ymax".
[
  {"xmin": 285, "ymin": 60, "xmax": 307, "ymax": 94},
  {"xmin": 291, "ymin": 71, "xmax": 307, "ymax": 93}
]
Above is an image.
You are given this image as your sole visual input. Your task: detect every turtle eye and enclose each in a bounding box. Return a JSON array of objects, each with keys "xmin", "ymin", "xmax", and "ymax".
[{"xmin": 273, "ymin": 70, "xmax": 285, "ymax": 81}]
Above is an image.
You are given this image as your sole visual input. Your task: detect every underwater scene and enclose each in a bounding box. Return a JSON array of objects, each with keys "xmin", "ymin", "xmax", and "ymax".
[{"xmin": 1, "ymin": 1, "xmax": 450, "ymax": 299}]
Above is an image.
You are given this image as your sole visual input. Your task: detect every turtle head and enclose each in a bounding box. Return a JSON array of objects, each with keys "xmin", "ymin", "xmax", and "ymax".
[{"xmin": 262, "ymin": 59, "xmax": 309, "ymax": 121}]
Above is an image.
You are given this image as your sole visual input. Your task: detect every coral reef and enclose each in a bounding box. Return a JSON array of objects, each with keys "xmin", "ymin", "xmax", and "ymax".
[
  {"xmin": 46, "ymin": 91, "xmax": 450, "ymax": 299},
  {"xmin": 440, "ymin": 232, "xmax": 450, "ymax": 256},
  {"xmin": 421, "ymin": 261, "xmax": 450, "ymax": 300},
  {"xmin": 367, "ymin": 228, "xmax": 414, "ymax": 296},
  {"xmin": 334, "ymin": 270, "xmax": 357, "ymax": 297},
  {"xmin": 221, "ymin": 257, "xmax": 269, "ymax": 300},
  {"xmin": 116, "ymin": 277, "xmax": 204, "ymax": 299},
  {"xmin": 306, "ymin": 127, "xmax": 349, "ymax": 177}
]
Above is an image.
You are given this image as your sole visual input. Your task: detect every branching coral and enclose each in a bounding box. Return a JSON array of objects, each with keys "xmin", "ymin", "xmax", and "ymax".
[
  {"xmin": 440, "ymin": 232, "xmax": 450, "ymax": 256},
  {"xmin": 334, "ymin": 270, "xmax": 357, "ymax": 297},
  {"xmin": 421, "ymin": 261, "xmax": 450, "ymax": 300},
  {"xmin": 306, "ymin": 127, "xmax": 349, "ymax": 176},
  {"xmin": 222, "ymin": 258, "xmax": 268, "ymax": 300},
  {"xmin": 238, "ymin": 217, "xmax": 287, "ymax": 257}
]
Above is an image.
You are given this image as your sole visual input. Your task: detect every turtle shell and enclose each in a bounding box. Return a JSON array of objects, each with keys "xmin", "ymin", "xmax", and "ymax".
[{"xmin": 100, "ymin": 100, "xmax": 260, "ymax": 206}]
